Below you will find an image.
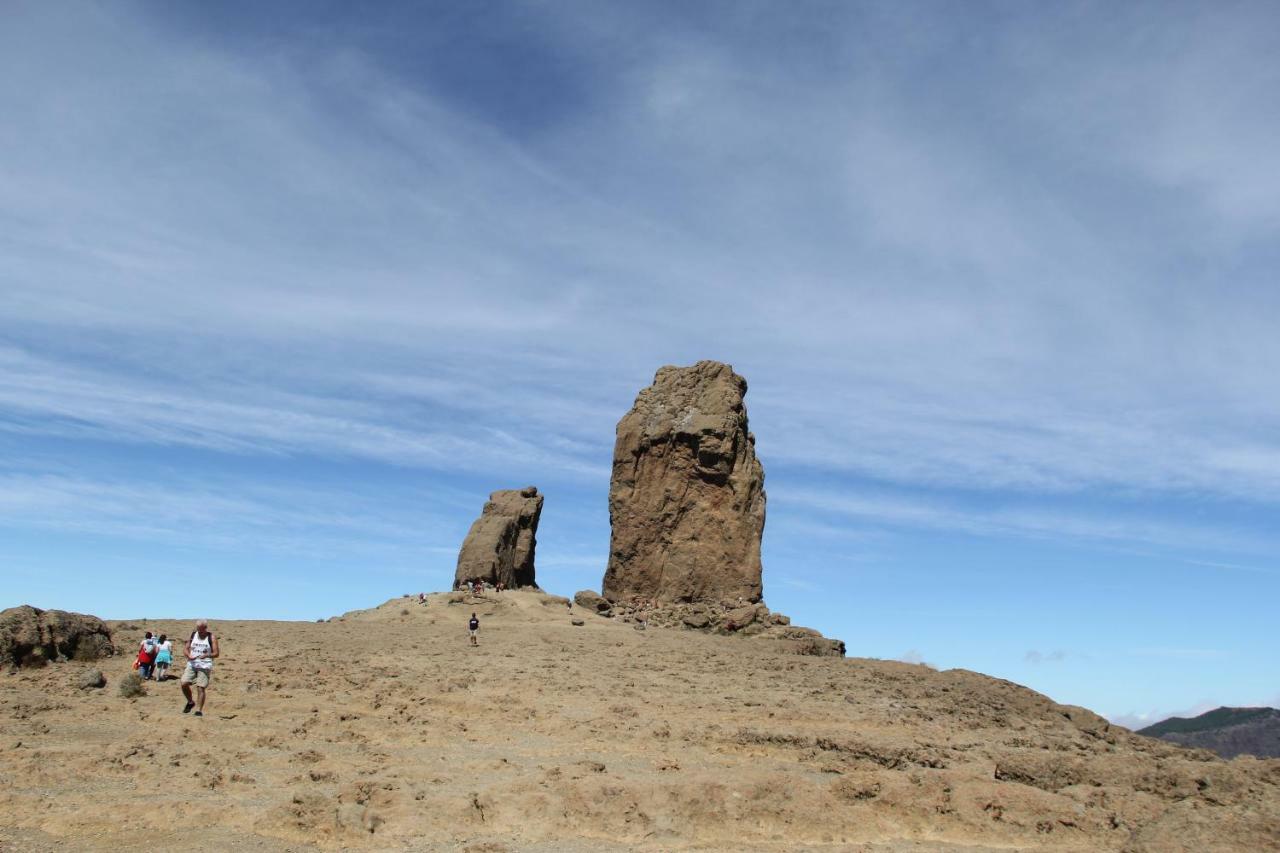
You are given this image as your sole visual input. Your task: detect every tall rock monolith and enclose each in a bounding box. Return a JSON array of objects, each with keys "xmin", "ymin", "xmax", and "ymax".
[
  {"xmin": 603, "ymin": 361, "xmax": 765, "ymax": 605},
  {"xmin": 454, "ymin": 487, "xmax": 543, "ymax": 589}
]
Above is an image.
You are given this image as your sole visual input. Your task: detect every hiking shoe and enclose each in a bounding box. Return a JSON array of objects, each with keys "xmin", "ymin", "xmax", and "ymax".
[
  {"xmin": 193, "ymin": 711, "xmax": 203, "ymax": 717},
  {"xmin": 183, "ymin": 701, "xmax": 194, "ymax": 714}
]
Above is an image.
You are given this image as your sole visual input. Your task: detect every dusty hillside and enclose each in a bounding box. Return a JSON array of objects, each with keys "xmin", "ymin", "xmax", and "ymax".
[{"xmin": 1, "ymin": 590, "xmax": 1277, "ymax": 852}]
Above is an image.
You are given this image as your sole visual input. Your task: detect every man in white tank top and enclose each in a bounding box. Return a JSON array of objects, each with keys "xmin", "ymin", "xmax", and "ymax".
[{"xmin": 180, "ymin": 619, "xmax": 220, "ymax": 717}]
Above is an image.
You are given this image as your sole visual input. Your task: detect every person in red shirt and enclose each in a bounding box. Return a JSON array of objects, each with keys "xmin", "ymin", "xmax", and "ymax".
[{"xmin": 135, "ymin": 632, "xmax": 157, "ymax": 680}]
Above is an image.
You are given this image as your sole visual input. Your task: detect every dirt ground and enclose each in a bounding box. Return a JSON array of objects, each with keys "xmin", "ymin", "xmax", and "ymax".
[{"xmin": 1, "ymin": 590, "xmax": 1277, "ymax": 852}]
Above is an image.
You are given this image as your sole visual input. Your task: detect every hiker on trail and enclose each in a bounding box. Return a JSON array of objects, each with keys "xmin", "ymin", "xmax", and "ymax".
[
  {"xmin": 154, "ymin": 634, "xmax": 173, "ymax": 681},
  {"xmin": 136, "ymin": 632, "xmax": 157, "ymax": 680},
  {"xmin": 180, "ymin": 620, "xmax": 219, "ymax": 717},
  {"xmin": 468, "ymin": 612, "xmax": 480, "ymax": 647}
]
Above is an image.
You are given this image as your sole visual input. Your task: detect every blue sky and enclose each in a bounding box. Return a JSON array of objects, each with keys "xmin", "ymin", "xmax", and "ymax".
[{"xmin": 2, "ymin": 1, "xmax": 1278, "ymax": 727}]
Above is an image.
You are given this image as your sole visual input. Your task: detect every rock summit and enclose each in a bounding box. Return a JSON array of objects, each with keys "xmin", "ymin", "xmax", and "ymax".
[
  {"xmin": 454, "ymin": 486, "xmax": 543, "ymax": 589},
  {"xmin": 603, "ymin": 361, "xmax": 765, "ymax": 605}
]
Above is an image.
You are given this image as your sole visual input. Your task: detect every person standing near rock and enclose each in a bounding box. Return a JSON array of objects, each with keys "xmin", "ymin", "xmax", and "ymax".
[
  {"xmin": 180, "ymin": 620, "xmax": 219, "ymax": 717},
  {"xmin": 468, "ymin": 612, "xmax": 480, "ymax": 647}
]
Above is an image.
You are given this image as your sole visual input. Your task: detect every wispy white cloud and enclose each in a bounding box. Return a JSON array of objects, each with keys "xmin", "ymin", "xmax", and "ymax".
[
  {"xmin": 1025, "ymin": 649, "xmax": 1067, "ymax": 665},
  {"xmin": 0, "ymin": 471, "xmax": 457, "ymax": 559},
  {"xmin": 0, "ymin": 346, "xmax": 611, "ymax": 479},
  {"xmin": 896, "ymin": 649, "xmax": 936, "ymax": 669},
  {"xmin": 776, "ymin": 486, "xmax": 1280, "ymax": 560}
]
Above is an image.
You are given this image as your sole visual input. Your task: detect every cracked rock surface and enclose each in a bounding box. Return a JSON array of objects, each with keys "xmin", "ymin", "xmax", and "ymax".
[{"xmin": 604, "ymin": 361, "xmax": 765, "ymax": 606}]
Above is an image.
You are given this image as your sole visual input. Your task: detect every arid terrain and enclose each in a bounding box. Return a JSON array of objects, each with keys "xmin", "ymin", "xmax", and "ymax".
[{"xmin": 1, "ymin": 590, "xmax": 1277, "ymax": 852}]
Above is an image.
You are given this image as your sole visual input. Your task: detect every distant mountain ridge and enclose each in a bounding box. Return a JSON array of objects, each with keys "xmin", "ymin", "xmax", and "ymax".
[{"xmin": 1139, "ymin": 706, "xmax": 1280, "ymax": 759}]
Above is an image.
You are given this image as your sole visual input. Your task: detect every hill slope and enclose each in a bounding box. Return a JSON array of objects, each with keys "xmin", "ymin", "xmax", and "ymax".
[
  {"xmin": 1139, "ymin": 707, "xmax": 1280, "ymax": 759},
  {"xmin": 1, "ymin": 590, "xmax": 1277, "ymax": 852}
]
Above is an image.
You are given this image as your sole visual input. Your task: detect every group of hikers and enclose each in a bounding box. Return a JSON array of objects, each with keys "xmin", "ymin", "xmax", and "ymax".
[
  {"xmin": 134, "ymin": 619, "xmax": 220, "ymax": 717},
  {"xmin": 132, "ymin": 631, "xmax": 173, "ymax": 681},
  {"xmin": 130, "ymin": 606, "xmax": 492, "ymax": 720}
]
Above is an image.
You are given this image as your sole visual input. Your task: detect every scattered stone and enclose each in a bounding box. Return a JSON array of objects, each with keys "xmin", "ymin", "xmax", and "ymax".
[
  {"xmin": 454, "ymin": 487, "xmax": 543, "ymax": 589},
  {"xmin": 571, "ymin": 619, "xmax": 585, "ymax": 627},
  {"xmin": 76, "ymin": 668, "xmax": 106, "ymax": 690},
  {"xmin": 603, "ymin": 361, "xmax": 765, "ymax": 605},
  {"xmin": 0, "ymin": 605, "xmax": 115, "ymax": 668},
  {"xmin": 682, "ymin": 613, "xmax": 710, "ymax": 630},
  {"xmin": 723, "ymin": 604, "xmax": 759, "ymax": 631}
]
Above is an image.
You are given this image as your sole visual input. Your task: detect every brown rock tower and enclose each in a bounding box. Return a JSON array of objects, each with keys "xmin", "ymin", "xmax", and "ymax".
[
  {"xmin": 603, "ymin": 361, "xmax": 765, "ymax": 605},
  {"xmin": 454, "ymin": 487, "xmax": 543, "ymax": 588}
]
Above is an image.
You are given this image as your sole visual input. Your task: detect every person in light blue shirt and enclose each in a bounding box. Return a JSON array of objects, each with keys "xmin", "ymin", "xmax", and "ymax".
[{"xmin": 153, "ymin": 634, "xmax": 173, "ymax": 681}]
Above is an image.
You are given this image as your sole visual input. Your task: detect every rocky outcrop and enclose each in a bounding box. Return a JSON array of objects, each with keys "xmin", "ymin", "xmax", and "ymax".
[
  {"xmin": 454, "ymin": 487, "xmax": 543, "ymax": 589},
  {"xmin": 603, "ymin": 361, "xmax": 765, "ymax": 605},
  {"xmin": 606, "ymin": 598, "xmax": 845, "ymax": 656},
  {"xmin": 0, "ymin": 606, "xmax": 115, "ymax": 668}
]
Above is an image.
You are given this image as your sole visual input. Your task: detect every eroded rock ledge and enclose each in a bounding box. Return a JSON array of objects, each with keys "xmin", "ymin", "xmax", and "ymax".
[{"xmin": 579, "ymin": 593, "xmax": 845, "ymax": 656}]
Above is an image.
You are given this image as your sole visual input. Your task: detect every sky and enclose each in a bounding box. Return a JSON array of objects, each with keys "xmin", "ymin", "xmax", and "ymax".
[{"xmin": 2, "ymin": 1, "xmax": 1278, "ymax": 728}]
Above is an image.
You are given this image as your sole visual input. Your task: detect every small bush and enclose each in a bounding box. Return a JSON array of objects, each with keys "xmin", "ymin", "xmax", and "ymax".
[{"xmin": 118, "ymin": 672, "xmax": 146, "ymax": 698}]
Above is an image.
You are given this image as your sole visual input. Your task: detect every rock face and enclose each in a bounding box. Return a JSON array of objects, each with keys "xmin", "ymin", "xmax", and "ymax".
[
  {"xmin": 454, "ymin": 487, "xmax": 543, "ymax": 589},
  {"xmin": 603, "ymin": 361, "xmax": 765, "ymax": 605},
  {"xmin": 0, "ymin": 606, "xmax": 114, "ymax": 668}
]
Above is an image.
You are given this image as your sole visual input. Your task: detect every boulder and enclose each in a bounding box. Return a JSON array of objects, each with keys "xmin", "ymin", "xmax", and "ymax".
[
  {"xmin": 723, "ymin": 605, "xmax": 760, "ymax": 631},
  {"xmin": 573, "ymin": 590, "xmax": 612, "ymax": 615},
  {"xmin": 0, "ymin": 606, "xmax": 115, "ymax": 668},
  {"xmin": 454, "ymin": 487, "xmax": 543, "ymax": 589},
  {"xmin": 603, "ymin": 362, "xmax": 765, "ymax": 605},
  {"xmin": 681, "ymin": 612, "xmax": 710, "ymax": 630}
]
